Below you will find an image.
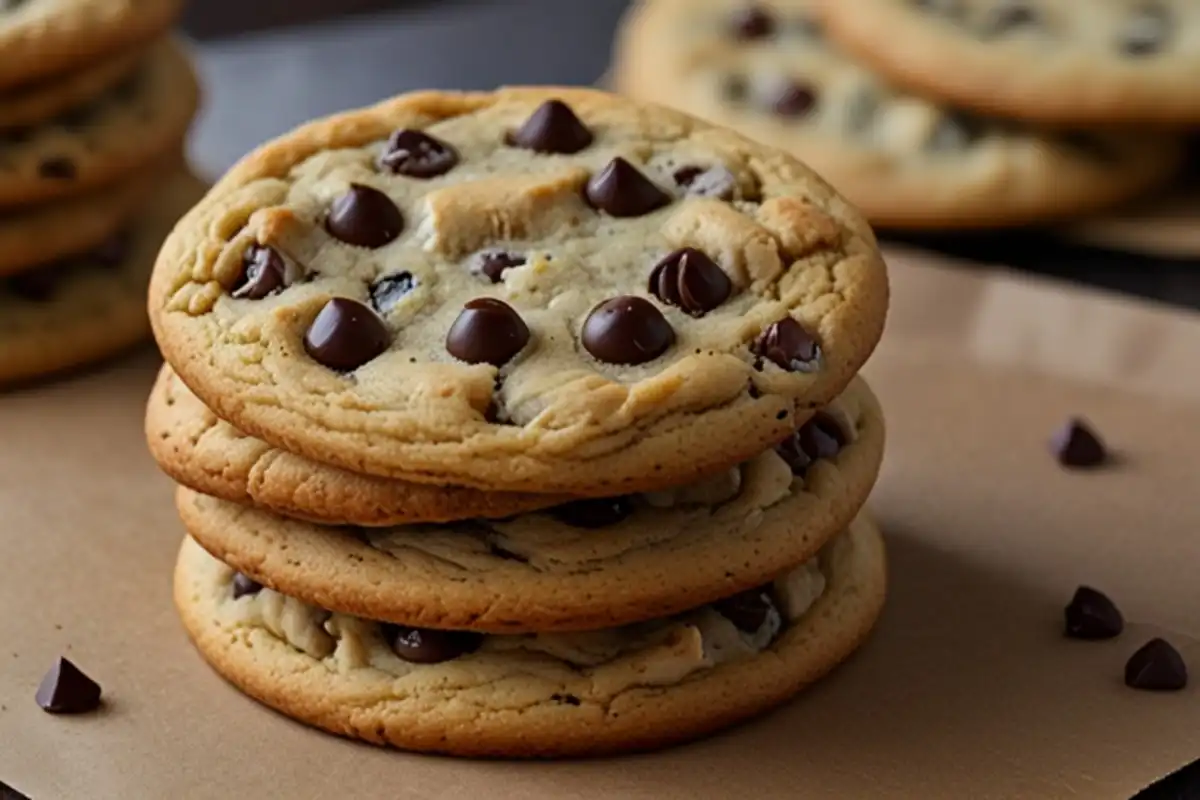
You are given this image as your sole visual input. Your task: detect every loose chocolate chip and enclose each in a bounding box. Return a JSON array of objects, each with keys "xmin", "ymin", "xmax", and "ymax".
[
  {"xmin": 6, "ymin": 269, "xmax": 60, "ymax": 302},
  {"xmin": 980, "ymin": 1, "xmax": 1037, "ymax": 37},
  {"xmin": 1050, "ymin": 418, "xmax": 1107, "ymax": 468},
  {"xmin": 582, "ymin": 296, "xmax": 675, "ymax": 365},
  {"xmin": 383, "ymin": 625, "xmax": 483, "ymax": 664},
  {"xmin": 754, "ymin": 318, "xmax": 821, "ymax": 373},
  {"xmin": 35, "ymin": 657, "xmax": 101, "ymax": 714},
  {"xmin": 471, "ymin": 250, "xmax": 526, "ymax": 284},
  {"xmin": 714, "ymin": 587, "xmax": 778, "ymax": 634},
  {"xmin": 730, "ymin": 5, "xmax": 775, "ymax": 39},
  {"xmin": 232, "ymin": 245, "xmax": 289, "ymax": 300},
  {"xmin": 378, "ymin": 129, "xmax": 459, "ymax": 178},
  {"xmin": 304, "ymin": 297, "xmax": 392, "ymax": 371},
  {"xmin": 1064, "ymin": 586, "xmax": 1124, "ymax": 640},
  {"xmin": 325, "ymin": 184, "xmax": 404, "ymax": 248},
  {"xmin": 649, "ymin": 248, "xmax": 733, "ymax": 317},
  {"xmin": 91, "ymin": 230, "xmax": 131, "ymax": 268},
  {"xmin": 1125, "ymin": 638, "xmax": 1187, "ymax": 691},
  {"xmin": 1121, "ymin": 6, "xmax": 1170, "ymax": 56},
  {"xmin": 0, "ymin": 779, "xmax": 31, "ymax": 800},
  {"xmin": 446, "ymin": 298, "xmax": 531, "ymax": 367},
  {"xmin": 550, "ymin": 496, "xmax": 635, "ymax": 528},
  {"xmin": 508, "ymin": 99, "xmax": 594, "ymax": 154},
  {"xmin": 770, "ymin": 81, "xmax": 818, "ymax": 118},
  {"xmin": 673, "ymin": 164, "xmax": 737, "ymax": 201},
  {"xmin": 775, "ymin": 413, "xmax": 846, "ymax": 475},
  {"xmin": 585, "ymin": 158, "xmax": 671, "ymax": 218},
  {"xmin": 232, "ymin": 573, "xmax": 263, "ymax": 599},
  {"xmin": 369, "ymin": 272, "xmax": 417, "ymax": 314},
  {"xmin": 38, "ymin": 156, "xmax": 76, "ymax": 180}
]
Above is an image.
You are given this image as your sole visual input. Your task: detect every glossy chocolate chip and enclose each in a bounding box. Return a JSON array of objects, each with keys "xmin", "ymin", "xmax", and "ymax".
[
  {"xmin": 1125, "ymin": 638, "xmax": 1187, "ymax": 691},
  {"xmin": 383, "ymin": 625, "xmax": 483, "ymax": 664},
  {"xmin": 508, "ymin": 99, "xmax": 594, "ymax": 154},
  {"xmin": 673, "ymin": 164, "xmax": 737, "ymax": 200},
  {"xmin": 6, "ymin": 269, "xmax": 60, "ymax": 302},
  {"xmin": 582, "ymin": 296, "xmax": 675, "ymax": 365},
  {"xmin": 446, "ymin": 298, "xmax": 530, "ymax": 367},
  {"xmin": 1121, "ymin": 5, "xmax": 1170, "ymax": 56},
  {"xmin": 585, "ymin": 158, "xmax": 670, "ymax": 218},
  {"xmin": 730, "ymin": 5, "xmax": 775, "ymax": 39},
  {"xmin": 649, "ymin": 248, "xmax": 733, "ymax": 317},
  {"xmin": 775, "ymin": 413, "xmax": 846, "ymax": 475},
  {"xmin": 550, "ymin": 496, "xmax": 635, "ymax": 528},
  {"xmin": 37, "ymin": 156, "xmax": 76, "ymax": 180},
  {"xmin": 754, "ymin": 317, "xmax": 821, "ymax": 373},
  {"xmin": 369, "ymin": 272, "xmax": 417, "ymax": 314},
  {"xmin": 770, "ymin": 81, "xmax": 818, "ymax": 118},
  {"xmin": 1050, "ymin": 418, "xmax": 1107, "ymax": 468},
  {"xmin": 1064, "ymin": 586, "xmax": 1123, "ymax": 640},
  {"xmin": 979, "ymin": 1, "xmax": 1037, "ymax": 37},
  {"xmin": 231, "ymin": 573, "xmax": 263, "ymax": 599},
  {"xmin": 378, "ymin": 129, "xmax": 458, "ymax": 178},
  {"xmin": 471, "ymin": 250, "xmax": 526, "ymax": 284},
  {"xmin": 232, "ymin": 245, "xmax": 289, "ymax": 300},
  {"xmin": 35, "ymin": 658, "xmax": 101, "ymax": 714},
  {"xmin": 714, "ymin": 587, "xmax": 778, "ymax": 634},
  {"xmin": 304, "ymin": 298, "xmax": 392, "ymax": 371},
  {"xmin": 326, "ymin": 184, "xmax": 404, "ymax": 248}
]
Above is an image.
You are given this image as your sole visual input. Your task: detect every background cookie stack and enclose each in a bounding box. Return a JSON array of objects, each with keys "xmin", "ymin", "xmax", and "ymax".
[
  {"xmin": 612, "ymin": 0, "xmax": 1196, "ymax": 232},
  {"xmin": 0, "ymin": 0, "xmax": 203, "ymax": 387},
  {"xmin": 145, "ymin": 86, "xmax": 892, "ymax": 756}
]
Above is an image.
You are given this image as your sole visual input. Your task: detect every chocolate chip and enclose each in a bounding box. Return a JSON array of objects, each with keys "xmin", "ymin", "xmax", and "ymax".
[
  {"xmin": 770, "ymin": 81, "xmax": 818, "ymax": 118},
  {"xmin": 649, "ymin": 248, "xmax": 733, "ymax": 317},
  {"xmin": 550, "ymin": 496, "xmax": 635, "ymax": 528},
  {"xmin": 775, "ymin": 413, "xmax": 846, "ymax": 475},
  {"xmin": 730, "ymin": 5, "xmax": 775, "ymax": 39},
  {"xmin": 6, "ymin": 269, "xmax": 60, "ymax": 302},
  {"xmin": 383, "ymin": 625, "xmax": 483, "ymax": 664},
  {"xmin": 1121, "ymin": 6, "xmax": 1170, "ymax": 56},
  {"xmin": 0, "ymin": 778, "xmax": 31, "ymax": 800},
  {"xmin": 980, "ymin": 2, "xmax": 1037, "ymax": 37},
  {"xmin": 369, "ymin": 272, "xmax": 417, "ymax": 314},
  {"xmin": 1064, "ymin": 586, "xmax": 1124, "ymax": 640},
  {"xmin": 508, "ymin": 99, "xmax": 594, "ymax": 154},
  {"xmin": 585, "ymin": 158, "xmax": 671, "ymax": 218},
  {"xmin": 304, "ymin": 298, "xmax": 392, "ymax": 371},
  {"xmin": 325, "ymin": 184, "xmax": 404, "ymax": 248},
  {"xmin": 471, "ymin": 250, "xmax": 526, "ymax": 284},
  {"xmin": 673, "ymin": 164, "xmax": 737, "ymax": 200},
  {"xmin": 754, "ymin": 318, "xmax": 821, "ymax": 373},
  {"xmin": 37, "ymin": 156, "xmax": 76, "ymax": 180},
  {"xmin": 90, "ymin": 230, "xmax": 131, "ymax": 268},
  {"xmin": 35, "ymin": 657, "xmax": 101, "ymax": 714},
  {"xmin": 378, "ymin": 129, "xmax": 459, "ymax": 178},
  {"xmin": 232, "ymin": 573, "xmax": 263, "ymax": 599},
  {"xmin": 446, "ymin": 298, "xmax": 531, "ymax": 367},
  {"xmin": 582, "ymin": 296, "xmax": 675, "ymax": 365},
  {"xmin": 232, "ymin": 245, "xmax": 290, "ymax": 300},
  {"xmin": 1050, "ymin": 418, "xmax": 1107, "ymax": 468},
  {"xmin": 1125, "ymin": 638, "xmax": 1187, "ymax": 691},
  {"xmin": 714, "ymin": 587, "xmax": 778, "ymax": 634}
]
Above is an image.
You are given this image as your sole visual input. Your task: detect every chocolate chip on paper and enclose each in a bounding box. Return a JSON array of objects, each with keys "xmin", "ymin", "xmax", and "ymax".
[
  {"xmin": 1125, "ymin": 638, "xmax": 1188, "ymax": 691},
  {"xmin": 1063, "ymin": 586, "xmax": 1123, "ymax": 640},
  {"xmin": 1049, "ymin": 417, "xmax": 1107, "ymax": 468},
  {"xmin": 35, "ymin": 657, "xmax": 102, "ymax": 714}
]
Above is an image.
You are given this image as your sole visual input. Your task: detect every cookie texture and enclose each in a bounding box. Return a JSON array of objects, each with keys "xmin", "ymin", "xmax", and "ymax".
[
  {"xmin": 0, "ymin": 38, "xmax": 198, "ymax": 210},
  {"xmin": 149, "ymin": 86, "xmax": 888, "ymax": 494},
  {"xmin": 0, "ymin": 41, "xmax": 145, "ymax": 130},
  {"xmin": 147, "ymin": 366, "xmax": 571, "ymax": 526},
  {"xmin": 0, "ymin": 169, "xmax": 205, "ymax": 387},
  {"xmin": 174, "ymin": 513, "xmax": 886, "ymax": 757},
  {"xmin": 176, "ymin": 376, "xmax": 882, "ymax": 632},
  {"xmin": 613, "ymin": 0, "xmax": 1182, "ymax": 229},
  {"xmin": 0, "ymin": 0, "xmax": 181, "ymax": 91},
  {"xmin": 814, "ymin": 0, "xmax": 1200, "ymax": 125}
]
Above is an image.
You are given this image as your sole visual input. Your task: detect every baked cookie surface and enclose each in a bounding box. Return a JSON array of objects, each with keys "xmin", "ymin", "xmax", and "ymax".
[{"xmin": 0, "ymin": 41, "xmax": 144, "ymax": 130}]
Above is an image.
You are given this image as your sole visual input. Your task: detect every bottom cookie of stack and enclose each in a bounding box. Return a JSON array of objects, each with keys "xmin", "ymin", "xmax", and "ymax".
[{"xmin": 174, "ymin": 513, "xmax": 885, "ymax": 758}]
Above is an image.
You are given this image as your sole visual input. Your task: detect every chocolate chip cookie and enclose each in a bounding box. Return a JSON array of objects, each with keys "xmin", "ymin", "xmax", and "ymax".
[
  {"xmin": 149, "ymin": 86, "xmax": 888, "ymax": 495},
  {"xmin": 0, "ymin": 41, "xmax": 145, "ymax": 130},
  {"xmin": 173, "ymin": 512, "xmax": 886, "ymax": 757},
  {"xmin": 813, "ymin": 0, "xmax": 1200, "ymax": 125},
  {"xmin": 613, "ymin": 0, "xmax": 1183, "ymax": 228}
]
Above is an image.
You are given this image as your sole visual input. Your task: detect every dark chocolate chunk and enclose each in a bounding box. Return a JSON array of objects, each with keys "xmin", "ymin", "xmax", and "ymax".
[
  {"xmin": 471, "ymin": 250, "xmax": 526, "ymax": 284},
  {"xmin": 770, "ymin": 81, "xmax": 818, "ymax": 118},
  {"xmin": 35, "ymin": 657, "xmax": 101, "ymax": 714},
  {"xmin": 446, "ymin": 298, "xmax": 531, "ymax": 366},
  {"xmin": 775, "ymin": 412, "xmax": 847, "ymax": 475},
  {"xmin": 37, "ymin": 156, "xmax": 76, "ymax": 180},
  {"xmin": 383, "ymin": 625, "xmax": 483, "ymax": 664},
  {"xmin": 550, "ymin": 496, "xmax": 635, "ymax": 528},
  {"xmin": 1050, "ymin": 418, "xmax": 1107, "ymax": 468},
  {"xmin": 581, "ymin": 295, "xmax": 675, "ymax": 365},
  {"xmin": 1064, "ymin": 586, "xmax": 1124, "ymax": 640},
  {"xmin": 508, "ymin": 99, "xmax": 594, "ymax": 154},
  {"xmin": 730, "ymin": 5, "xmax": 775, "ymax": 39},
  {"xmin": 585, "ymin": 158, "xmax": 671, "ymax": 218},
  {"xmin": 0, "ymin": 779, "xmax": 31, "ymax": 800},
  {"xmin": 979, "ymin": 2, "xmax": 1037, "ymax": 37},
  {"xmin": 6, "ymin": 268, "xmax": 60, "ymax": 302},
  {"xmin": 325, "ymin": 184, "xmax": 404, "ymax": 248},
  {"xmin": 232, "ymin": 245, "xmax": 290, "ymax": 300},
  {"xmin": 304, "ymin": 298, "xmax": 392, "ymax": 371},
  {"xmin": 1121, "ymin": 6, "xmax": 1170, "ymax": 56},
  {"xmin": 378, "ymin": 129, "xmax": 459, "ymax": 178},
  {"xmin": 369, "ymin": 272, "xmax": 417, "ymax": 314},
  {"xmin": 1125, "ymin": 638, "xmax": 1187, "ymax": 691},
  {"xmin": 714, "ymin": 586, "xmax": 778, "ymax": 634},
  {"xmin": 673, "ymin": 164, "xmax": 737, "ymax": 200},
  {"xmin": 648, "ymin": 248, "xmax": 733, "ymax": 317},
  {"xmin": 232, "ymin": 573, "xmax": 263, "ymax": 599},
  {"xmin": 754, "ymin": 317, "xmax": 821, "ymax": 373}
]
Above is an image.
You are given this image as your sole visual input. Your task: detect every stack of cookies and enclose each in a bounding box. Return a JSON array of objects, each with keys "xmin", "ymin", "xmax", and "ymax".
[
  {"xmin": 613, "ymin": 0, "xmax": 1194, "ymax": 230},
  {"xmin": 0, "ymin": 0, "xmax": 203, "ymax": 387},
  {"xmin": 145, "ymin": 86, "xmax": 891, "ymax": 756}
]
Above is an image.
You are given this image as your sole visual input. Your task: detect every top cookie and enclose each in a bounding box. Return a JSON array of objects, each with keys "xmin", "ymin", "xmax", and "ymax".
[
  {"xmin": 150, "ymin": 86, "xmax": 888, "ymax": 495},
  {"xmin": 813, "ymin": 0, "xmax": 1200, "ymax": 125}
]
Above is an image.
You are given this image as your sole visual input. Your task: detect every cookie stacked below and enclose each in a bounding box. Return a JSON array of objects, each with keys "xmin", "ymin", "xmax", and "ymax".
[
  {"xmin": 0, "ymin": 0, "xmax": 201, "ymax": 386},
  {"xmin": 145, "ymin": 86, "xmax": 891, "ymax": 756}
]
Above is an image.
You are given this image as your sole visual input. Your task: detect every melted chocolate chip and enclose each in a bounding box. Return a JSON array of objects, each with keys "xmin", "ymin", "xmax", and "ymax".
[
  {"xmin": 1121, "ymin": 5, "xmax": 1170, "ymax": 56},
  {"xmin": 37, "ymin": 156, "xmax": 76, "ymax": 180},
  {"xmin": 550, "ymin": 496, "xmax": 635, "ymax": 528},
  {"xmin": 232, "ymin": 245, "xmax": 289, "ymax": 300},
  {"xmin": 369, "ymin": 272, "xmax": 417, "ymax": 314},
  {"xmin": 770, "ymin": 81, "xmax": 818, "ymax": 118},
  {"xmin": 35, "ymin": 658, "xmax": 101, "ymax": 714},
  {"xmin": 446, "ymin": 298, "xmax": 531, "ymax": 366},
  {"xmin": 585, "ymin": 158, "xmax": 671, "ymax": 218},
  {"xmin": 232, "ymin": 573, "xmax": 263, "ymax": 599},
  {"xmin": 383, "ymin": 625, "xmax": 483, "ymax": 664},
  {"xmin": 378, "ymin": 129, "xmax": 458, "ymax": 178},
  {"xmin": 1125, "ymin": 638, "xmax": 1187, "ymax": 691},
  {"xmin": 775, "ymin": 413, "xmax": 846, "ymax": 475},
  {"xmin": 471, "ymin": 250, "xmax": 526, "ymax": 283},
  {"xmin": 649, "ymin": 248, "xmax": 733, "ymax": 317},
  {"xmin": 731, "ymin": 5, "xmax": 775, "ymax": 39},
  {"xmin": 754, "ymin": 318, "xmax": 821, "ymax": 373},
  {"xmin": 714, "ymin": 587, "xmax": 778, "ymax": 634},
  {"xmin": 304, "ymin": 298, "xmax": 392, "ymax": 371},
  {"xmin": 1064, "ymin": 586, "xmax": 1123, "ymax": 640},
  {"xmin": 979, "ymin": 1, "xmax": 1037, "ymax": 37},
  {"xmin": 1050, "ymin": 418, "xmax": 1107, "ymax": 468},
  {"xmin": 582, "ymin": 296, "xmax": 675, "ymax": 365},
  {"xmin": 508, "ymin": 99, "xmax": 594, "ymax": 154},
  {"xmin": 6, "ymin": 269, "xmax": 61, "ymax": 302},
  {"xmin": 673, "ymin": 164, "xmax": 737, "ymax": 200},
  {"xmin": 326, "ymin": 184, "xmax": 404, "ymax": 248}
]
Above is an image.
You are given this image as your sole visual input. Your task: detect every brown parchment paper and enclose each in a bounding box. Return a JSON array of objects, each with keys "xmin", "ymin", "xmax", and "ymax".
[{"xmin": 2, "ymin": 248, "xmax": 1200, "ymax": 799}]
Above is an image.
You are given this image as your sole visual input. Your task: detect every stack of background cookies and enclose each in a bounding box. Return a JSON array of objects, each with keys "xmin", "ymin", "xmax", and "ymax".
[
  {"xmin": 144, "ymin": 86, "xmax": 893, "ymax": 756},
  {"xmin": 612, "ymin": 0, "xmax": 1197, "ymax": 232},
  {"xmin": 0, "ymin": 0, "xmax": 204, "ymax": 387}
]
